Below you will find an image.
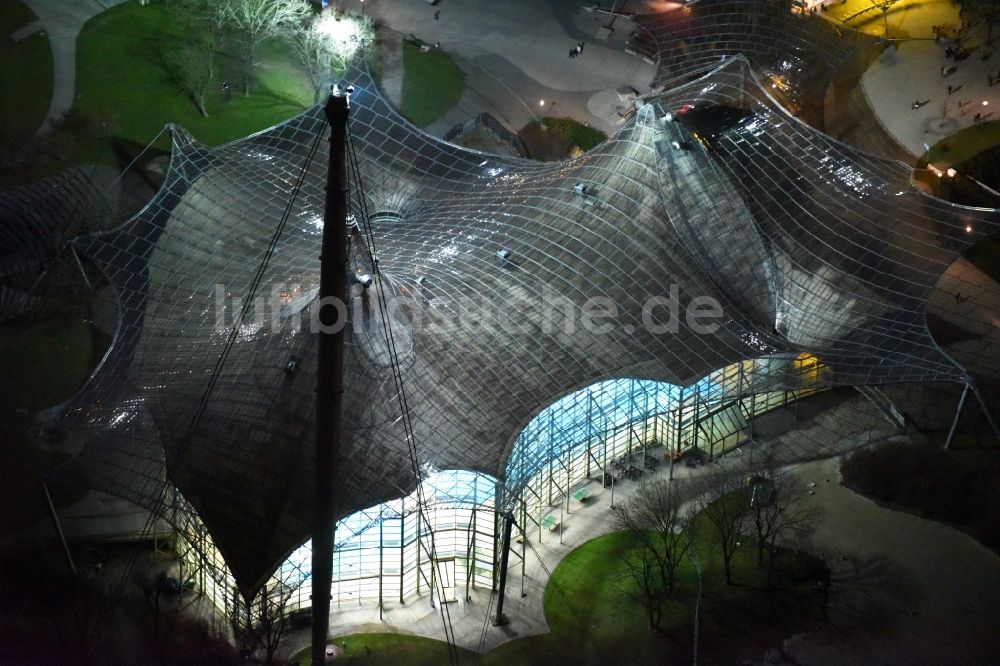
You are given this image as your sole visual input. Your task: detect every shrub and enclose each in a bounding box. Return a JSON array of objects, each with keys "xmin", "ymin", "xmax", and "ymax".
[{"xmin": 541, "ymin": 116, "xmax": 607, "ymax": 152}]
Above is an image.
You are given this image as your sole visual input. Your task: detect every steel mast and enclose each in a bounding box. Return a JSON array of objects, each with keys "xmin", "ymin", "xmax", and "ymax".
[{"xmin": 312, "ymin": 86, "xmax": 350, "ymax": 664}]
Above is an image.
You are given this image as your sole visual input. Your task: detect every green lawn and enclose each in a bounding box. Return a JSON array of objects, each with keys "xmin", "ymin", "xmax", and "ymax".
[
  {"xmin": 918, "ymin": 121, "xmax": 1000, "ymax": 203},
  {"xmin": 298, "ymin": 633, "xmax": 477, "ymax": 666},
  {"xmin": 399, "ymin": 40, "xmax": 464, "ymax": 128},
  {"xmin": 0, "ymin": 289, "xmax": 101, "ymax": 536},
  {"xmin": 518, "ymin": 116, "xmax": 608, "ymax": 160},
  {"xmin": 0, "ymin": 0, "xmax": 53, "ymax": 143},
  {"xmin": 294, "ymin": 498, "xmax": 828, "ymax": 665},
  {"xmin": 921, "ymin": 120, "xmax": 1000, "ymax": 170},
  {"xmin": 541, "ymin": 116, "xmax": 607, "ymax": 152},
  {"xmin": 74, "ymin": 1, "xmax": 312, "ymax": 158}
]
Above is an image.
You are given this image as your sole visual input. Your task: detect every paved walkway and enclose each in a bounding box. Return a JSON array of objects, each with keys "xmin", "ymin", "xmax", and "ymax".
[
  {"xmin": 863, "ymin": 38, "xmax": 1000, "ymax": 156},
  {"xmin": 785, "ymin": 456, "xmax": 1000, "ymax": 666},
  {"xmin": 344, "ymin": 0, "xmax": 656, "ymax": 137},
  {"xmin": 378, "ymin": 28, "xmax": 404, "ymax": 108},
  {"xmin": 820, "ymin": 0, "xmax": 956, "ymax": 40},
  {"xmin": 819, "ymin": 0, "xmax": 1000, "ymax": 158},
  {"xmin": 21, "ymin": 0, "xmax": 126, "ymax": 133},
  {"xmin": 929, "ymin": 257, "xmax": 1000, "ymax": 391}
]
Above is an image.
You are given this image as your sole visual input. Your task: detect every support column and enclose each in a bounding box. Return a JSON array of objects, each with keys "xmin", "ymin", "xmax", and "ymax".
[
  {"xmin": 312, "ymin": 89, "xmax": 351, "ymax": 665},
  {"xmin": 565, "ymin": 451, "xmax": 571, "ymax": 517},
  {"xmin": 694, "ymin": 384, "xmax": 702, "ymax": 457},
  {"xmin": 378, "ymin": 505, "xmax": 384, "ymax": 620},
  {"xmin": 70, "ymin": 245, "xmax": 93, "ymax": 291},
  {"xmin": 944, "ymin": 381, "xmax": 971, "ymax": 450},
  {"xmin": 399, "ymin": 499, "xmax": 406, "ymax": 604},
  {"xmin": 492, "ymin": 487, "xmax": 501, "ymax": 590},
  {"xmin": 493, "ymin": 513, "xmax": 514, "ymax": 626},
  {"xmin": 520, "ymin": 501, "xmax": 527, "ymax": 598},
  {"xmin": 416, "ymin": 513, "xmax": 422, "ymax": 596},
  {"xmin": 627, "ymin": 380, "xmax": 635, "ymax": 454},
  {"xmin": 43, "ymin": 480, "xmax": 77, "ymax": 577},
  {"xmin": 465, "ymin": 508, "xmax": 474, "ymax": 601},
  {"xmin": 672, "ymin": 386, "xmax": 684, "ymax": 481}
]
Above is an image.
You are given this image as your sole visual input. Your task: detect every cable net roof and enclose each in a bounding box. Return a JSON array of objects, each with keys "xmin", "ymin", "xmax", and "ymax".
[
  {"xmin": 636, "ymin": 0, "xmax": 877, "ymax": 121},
  {"xmin": 60, "ymin": 15, "xmax": 997, "ymax": 595}
]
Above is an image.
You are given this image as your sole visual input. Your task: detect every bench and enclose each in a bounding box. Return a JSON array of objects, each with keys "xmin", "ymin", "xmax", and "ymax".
[
  {"xmin": 540, "ymin": 514, "xmax": 559, "ymax": 531},
  {"xmin": 571, "ymin": 488, "xmax": 590, "ymax": 502}
]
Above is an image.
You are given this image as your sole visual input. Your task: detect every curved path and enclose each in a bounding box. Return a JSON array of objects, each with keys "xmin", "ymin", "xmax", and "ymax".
[
  {"xmin": 786, "ymin": 456, "xmax": 1000, "ymax": 666},
  {"xmin": 345, "ymin": 0, "xmax": 656, "ymax": 135},
  {"xmin": 21, "ymin": 0, "xmax": 125, "ymax": 134}
]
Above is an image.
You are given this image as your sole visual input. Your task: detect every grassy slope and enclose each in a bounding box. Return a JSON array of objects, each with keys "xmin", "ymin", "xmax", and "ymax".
[
  {"xmin": 399, "ymin": 41, "xmax": 464, "ymax": 128},
  {"xmin": 0, "ymin": 292, "xmax": 97, "ymax": 536},
  {"xmin": 0, "ymin": 1, "xmax": 53, "ymax": 142},
  {"xmin": 73, "ymin": 1, "xmax": 311, "ymax": 157}
]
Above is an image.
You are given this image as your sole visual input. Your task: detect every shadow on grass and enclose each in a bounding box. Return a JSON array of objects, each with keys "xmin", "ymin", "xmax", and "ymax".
[{"xmin": 842, "ymin": 441, "xmax": 1000, "ymax": 552}]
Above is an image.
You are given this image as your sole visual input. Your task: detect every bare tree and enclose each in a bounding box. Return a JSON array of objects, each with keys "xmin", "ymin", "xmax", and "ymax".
[
  {"xmin": 612, "ymin": 479, "xmax": 696, "ymax": 631},
  {"xmin": 168, "ymin": 40, "xmax": 214, "ymax": 117},
  {"xmin": 814, "ymin": 549, "xmax": 916, "ymax": 627},
  {"xmin": 176, "ymin": 0, "xmax": 229, "ymax": 80},
  {"xmin": 289, "ymin": 13, "xmax": 374, "ymax": 104},
  {"xmin": 745, "ymin": 470, "xmax": 820, "ymax": 585},
  {"xmin": 695, "ymin": 469, "xmax": 748, "ymax": 585},
  {"xmin": 164, "ymin": 0, "xmax": 228, "ymax": 116},
  {"xmin": 230, "ymin": 581, "xmax": 297, "ymax": 664},
  {"xmin": 223, "ymin": 0, "xmax": 311, "ymax": 95},
  {"xmin": 54, "ymin": 579, "xmax": 110, "ymax": 664}
]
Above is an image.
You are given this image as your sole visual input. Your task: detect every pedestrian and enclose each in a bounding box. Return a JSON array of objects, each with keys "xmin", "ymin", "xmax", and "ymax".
[
  {"xmin": 434, "ymin": 10, "xmax": 439, "ymax": 21},
  {"xmin": 569, "ymin": 48, "xmax": 576, "ymax": 58},
  {"xmin": 948, "ymin": 84, "xmax": 953, "ymax": 94},
  {"xmin": 577, "ymin": 41, "xmax": 585, "ymax": 54},
  {"xmin": 221, "ymin": 80, "xmax": 231, "ymax": 102}
]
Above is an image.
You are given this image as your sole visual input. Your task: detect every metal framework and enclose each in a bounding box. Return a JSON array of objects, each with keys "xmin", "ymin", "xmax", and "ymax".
[{"xmin": 47, "ymin": 0, "xmax": 999, "ymax": 624}]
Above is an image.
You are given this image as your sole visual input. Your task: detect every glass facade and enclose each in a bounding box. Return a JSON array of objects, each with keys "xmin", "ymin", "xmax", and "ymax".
[{"xmin": 176, "ymin": 355, "xmax": 825, "ymax": 619}]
